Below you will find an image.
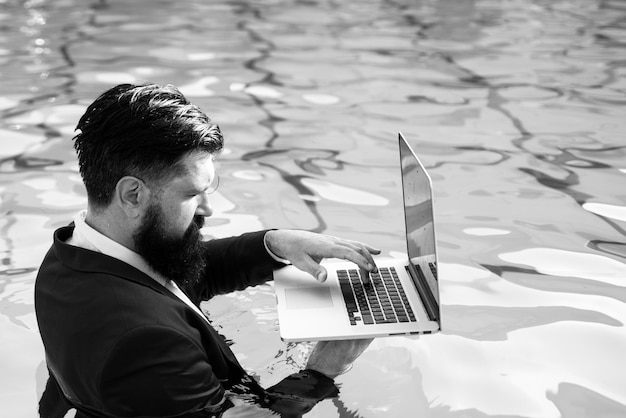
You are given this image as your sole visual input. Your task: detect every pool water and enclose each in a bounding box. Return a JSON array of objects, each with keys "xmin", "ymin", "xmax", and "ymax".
[{"xmin": 1, "ymin": 0, "xmax": 625, "ymax": 416}]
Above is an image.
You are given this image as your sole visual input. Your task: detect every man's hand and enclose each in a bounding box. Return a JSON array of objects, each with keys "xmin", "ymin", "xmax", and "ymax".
[
  {"xmin": 305, "ymin": 339, "xmax": 373, "ymax": 378},
  {"xmin": 265, "ymin": 230, "xmax": 380, "ymax": 282}
]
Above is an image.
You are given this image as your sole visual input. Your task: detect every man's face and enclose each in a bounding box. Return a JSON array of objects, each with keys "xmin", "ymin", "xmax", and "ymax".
[
  {"xmin": 147, "ymin": 152, "xmax": 216, "ymax": 240},
  {"xmin": 132, "ymin": 152, "xmax": 217, "ymax": 287}
]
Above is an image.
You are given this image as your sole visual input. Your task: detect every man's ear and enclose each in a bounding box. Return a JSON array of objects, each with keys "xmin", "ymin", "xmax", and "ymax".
[{"xmin": 115, "ymin": 176, "xmax": 152, "ymax": 218}]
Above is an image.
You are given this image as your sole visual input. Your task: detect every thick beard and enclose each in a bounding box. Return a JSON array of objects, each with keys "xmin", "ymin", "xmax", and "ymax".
[{"xmin": 133, "ymin": 203, "xmax": 206, "ymax": 291}]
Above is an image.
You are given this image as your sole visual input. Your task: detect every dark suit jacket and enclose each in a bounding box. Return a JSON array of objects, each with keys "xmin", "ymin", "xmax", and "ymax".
[{"xmin": 35, "ymin": 225, "xmax": 287, "ymax": 417}]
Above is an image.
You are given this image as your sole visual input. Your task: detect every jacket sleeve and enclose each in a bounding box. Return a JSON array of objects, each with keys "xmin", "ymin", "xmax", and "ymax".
[
  {"xmin": 192, "ymin": 230, "xmax": 285, "ymax": 302},
  {"xmin": 39, "ymin": 372, "xmax": 73, "ymax": 418},
  {"xmin": 99, "ymin": 325, "xmax": 228, "ymax": 418},
  {"xmin": 264, "ymin": 369, "xmax": 339, "ymax": 415}
]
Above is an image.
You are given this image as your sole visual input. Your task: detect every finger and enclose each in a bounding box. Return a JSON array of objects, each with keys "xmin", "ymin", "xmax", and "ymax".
[
  {"xmin": 334, "ymin": 246, "xmax": 377, "ymax": 274},
  {"xmin": 343, "ymin": 241, "xmax": 380, "ymax": 264},
  {"xmin": 360, "ymin": 266, "xmax": 371, "ymax": 284},
  {"xmin": 340, "ymin": 242, "xmax": 379, "ymax": 272},
  {"xmin": 344, "ymin": 240, "xmax": 381, "ymax": 256},
  {"xmin": 317, "ymin": 265, "xmax": 328, "ymax": 283},
  {"xmin": 359, "ymin": 246, "xmax": 378, "ymax": 272},
  {"xmin": 363, "ymin": 244, "xmax": 382, "ymax": 255},
  {"xmin": 293, "ymin": 253, "xmax": 328, "ymax": 283}
]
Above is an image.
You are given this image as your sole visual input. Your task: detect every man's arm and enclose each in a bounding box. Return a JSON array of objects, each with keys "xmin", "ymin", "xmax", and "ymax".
[
  {"xmin": 247, "ymin": 339, "xmax": 373, "ymax": 415},
  {"xmin": 193, "ymin": 230, "xmax": 284, "ymax": 301},
  {"xmin": 264, "ymin": 229, "xmax": 380, "ymax": 282},
  {"xmin": 193, "ymin": 229, "xmax": 380, "ymax": 301}
]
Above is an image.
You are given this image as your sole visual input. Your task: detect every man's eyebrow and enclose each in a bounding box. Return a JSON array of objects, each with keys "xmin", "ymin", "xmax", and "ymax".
[
  {"xmin": 189, "ymin": 184, "xmax": 209, "ymax": 194},
  {"xmin": 189, "ymin": 178, "xmax": 213, "ymax": 193},
  {"xmin": 180, "ymin": 178, "xmax": 206, "ymax": 193}
]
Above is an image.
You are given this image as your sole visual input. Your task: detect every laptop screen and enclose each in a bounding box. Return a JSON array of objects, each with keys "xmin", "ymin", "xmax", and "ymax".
[{"xmin": 398, "ymin": 134, "xmax": 440, "ymax": 318}]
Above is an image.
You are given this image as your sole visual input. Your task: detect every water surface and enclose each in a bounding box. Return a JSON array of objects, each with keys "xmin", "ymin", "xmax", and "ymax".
[{"xmin": 1, "ymin": 0, "xmax": 625, "ymax": 417}]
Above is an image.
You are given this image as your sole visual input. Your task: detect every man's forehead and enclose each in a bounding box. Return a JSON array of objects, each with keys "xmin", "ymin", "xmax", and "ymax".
[
  {"xmin": 182, "ymin": 151, "xmax": 215, "ymax": 172},
  {"xmin": 172, "ymin": 152, "xmax": 215, "ymax": 184}
]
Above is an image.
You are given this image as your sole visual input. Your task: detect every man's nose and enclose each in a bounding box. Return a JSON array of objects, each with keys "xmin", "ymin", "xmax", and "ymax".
[{"xmin": 196, "ymin": 194, "xmax": 213, "ymax": 217}]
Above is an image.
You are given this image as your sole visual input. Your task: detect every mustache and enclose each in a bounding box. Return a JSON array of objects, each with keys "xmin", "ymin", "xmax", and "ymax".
[{"xmin": 193, "ymin": 215, "xmax": 205, "ymax": 230}]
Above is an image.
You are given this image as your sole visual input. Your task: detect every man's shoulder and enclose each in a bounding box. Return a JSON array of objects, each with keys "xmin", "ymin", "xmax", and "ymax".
[{"xmin": 39, "ymin": 226, "xmax": 156, "ymax": 288}]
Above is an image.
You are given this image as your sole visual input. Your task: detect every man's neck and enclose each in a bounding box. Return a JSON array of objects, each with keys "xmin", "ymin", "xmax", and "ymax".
[{"xmin": 85, "ymin": 206, "xmax": 137, "ymax": 252}]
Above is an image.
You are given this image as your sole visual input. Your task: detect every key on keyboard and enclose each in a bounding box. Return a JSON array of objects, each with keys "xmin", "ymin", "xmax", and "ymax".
[
  {"xmin": 337, "ymin": 267, "xmax": 416, "ymax": 326},
  {"xmin": 429, "ymin": 261, "xmax": 438, "ymax": 279}
]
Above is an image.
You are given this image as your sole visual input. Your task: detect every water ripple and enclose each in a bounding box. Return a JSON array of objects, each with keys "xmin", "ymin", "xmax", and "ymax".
[{"xmin": 498, "ymin": 247, "xmax": 626, "ymax": 285}]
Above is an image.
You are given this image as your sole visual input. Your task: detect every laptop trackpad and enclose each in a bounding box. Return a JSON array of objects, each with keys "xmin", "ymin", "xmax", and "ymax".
[{"xmin": 285, "ymin": 287, "xmax": 334, "ymax": 310}]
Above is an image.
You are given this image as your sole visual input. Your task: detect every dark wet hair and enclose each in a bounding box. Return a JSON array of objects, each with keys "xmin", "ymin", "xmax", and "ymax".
[{"xmin": 73, "ymin": 83, "xmax": 223, "ymax": 209}]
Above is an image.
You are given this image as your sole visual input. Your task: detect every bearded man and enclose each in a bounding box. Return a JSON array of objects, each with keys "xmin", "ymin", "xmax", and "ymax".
[{"xmin": 35, "ymin": 83, "xmax": 378, "ymax": 418}]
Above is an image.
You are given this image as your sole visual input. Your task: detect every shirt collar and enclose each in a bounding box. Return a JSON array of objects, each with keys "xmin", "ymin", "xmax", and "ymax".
[{"xmin": 71, "ymin": 210, "xmax": 169, "ymax": 287}]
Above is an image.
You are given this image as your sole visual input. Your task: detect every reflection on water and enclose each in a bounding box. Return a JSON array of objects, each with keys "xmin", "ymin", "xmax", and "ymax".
[{"xmin": 1, "ymin": 0, "xmax": 626, "ymax": 416}]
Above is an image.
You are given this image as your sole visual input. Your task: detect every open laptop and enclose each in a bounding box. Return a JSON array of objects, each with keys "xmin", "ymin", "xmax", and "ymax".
[{"xmin": 273, "ymin": 133, "xmax": 441, "ymax": 341}]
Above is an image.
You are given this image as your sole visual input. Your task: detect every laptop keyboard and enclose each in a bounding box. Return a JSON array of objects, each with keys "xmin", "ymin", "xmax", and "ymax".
[
  {"xmin": 429, "ymin": 261, "xmax": 438, "ymax": 279},
  {"xmin": 337, "ymin": 267, "xmax": 417, "ymax": 326}
]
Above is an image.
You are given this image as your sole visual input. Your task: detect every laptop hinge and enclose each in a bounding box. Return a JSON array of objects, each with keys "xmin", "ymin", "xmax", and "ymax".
[{"xmin": 406, "ymin": 264, "xmax": 440, "ymax": 323}]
